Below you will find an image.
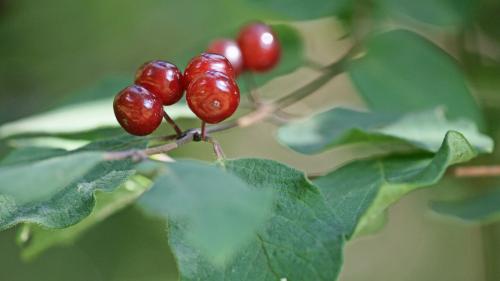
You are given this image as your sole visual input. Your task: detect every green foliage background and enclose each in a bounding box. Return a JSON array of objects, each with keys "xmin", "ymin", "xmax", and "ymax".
[{"xmin": 1, "ymin": 0, "xmax": 500, "ymax": 280}]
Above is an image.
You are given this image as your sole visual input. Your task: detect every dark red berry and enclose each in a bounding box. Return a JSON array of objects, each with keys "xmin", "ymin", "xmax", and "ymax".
[
  {"xmin": 113, "ymin": 85, "xmax": 164, "ymax": 136},
  {"xmin": 135, "ymin": 60, "xmax": 184, "ymax": 105},
  {"xmin": 184, "ymin": 53, "xmax": 236, "ymax": 87},
  {"xmin": 237, "ymin": 22, "xmax": 281, "ymax": 72},
  {"xmin": 207, "ymin": 39, "xmax": 244, "ymax": 76},
  {"xmin": 186, "ymin": 71, "xmax": 240, "ymax": 124}
]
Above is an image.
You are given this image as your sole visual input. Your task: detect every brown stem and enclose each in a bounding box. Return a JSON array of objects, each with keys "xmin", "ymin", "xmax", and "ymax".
[
  {"xmin": 201, "ymin": 121, "xmax": 206, "ymax": 141},
  {"xmin": 105, "ymin": 129, "xmax": 197, "ymax": 161},
  {"xmin": 206, "ymin": 136, "xmax": 225, "ymax": 160},
  {"xmin": 163, "ymin": 110, "xmax": 183, "ymax": 137},
  {"xmin": 453, "ymin": 165, "xmax": 500, "ymax": 177},
  {"xmin": 275, "ymin": 57, "xmax": 347, "ymax": 108}
]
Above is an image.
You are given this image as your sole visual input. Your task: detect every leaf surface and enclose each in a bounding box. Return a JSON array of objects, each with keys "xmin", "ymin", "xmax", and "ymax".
[
  {"xmin": 0, "ymin": 135, "xmax": 148, "ymax": 230},
  {"xmin": 278, "ymin": 107, "xmax": 492, "ymax": 154},
  {"xmin": 349, "ymin": 29, "xmax": 484, "ymax": 127},
  {"xmin": 169, "ymin": 159, "xmax": 345, "ymax": 281},
  {"xmin": 314, "ymin": 131, "xmax": 479, "ymax": 237}
]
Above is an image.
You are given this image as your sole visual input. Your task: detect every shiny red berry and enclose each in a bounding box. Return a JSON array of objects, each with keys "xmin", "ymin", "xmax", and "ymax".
[
  {"xmin": 237, "ymin": 22, "xmax": 281, "ymax": 72},
  {"xmin": 207, "ymin": 39, "xmax": 244, "ymax": 76},
  {"xmin": 113, "ymin": 85, "xmax": 164, "ymax": 136},
  {"xmin": 135, "ymin": 60, "xmax": 184, "ymax": 106},
  {"xmin": 186, "ymin": 71, "xmax": 240, "ymax": 124},
  {"xmin": 183, "ymin": 53, "xmax": 236, "ymax": 87}
]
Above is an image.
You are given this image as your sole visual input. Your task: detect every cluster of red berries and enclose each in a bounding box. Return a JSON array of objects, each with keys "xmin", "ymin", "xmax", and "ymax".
[{"xmin": 114, "ymin": 22, "xmax": 281, "ymax": 136}]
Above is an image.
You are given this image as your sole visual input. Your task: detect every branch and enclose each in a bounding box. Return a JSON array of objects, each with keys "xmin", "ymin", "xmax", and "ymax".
[
  {"xmin": 275, "ymin": 58, "xmax": 347, "ymax": 108},
  {"xmin": 105, "ymin": 129, "xmax": 197, "ymax": 161},
  {"xmin": 453, "ymin": 165, "xmax": 500, "ymax": 177}
]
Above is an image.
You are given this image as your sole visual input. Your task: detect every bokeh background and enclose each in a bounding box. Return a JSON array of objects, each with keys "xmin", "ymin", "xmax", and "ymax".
[{"xmin": 1, "ymin": 0, "xmax": 500, "ymax": 280}]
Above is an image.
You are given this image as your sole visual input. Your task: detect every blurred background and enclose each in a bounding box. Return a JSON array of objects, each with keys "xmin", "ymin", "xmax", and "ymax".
[{"xmin": 1, "ymin": 0, "xmax": 500, "ymax": 280}]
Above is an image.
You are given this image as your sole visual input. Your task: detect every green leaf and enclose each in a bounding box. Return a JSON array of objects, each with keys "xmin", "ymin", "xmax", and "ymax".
[
  {"xmin": 169, "ymin": 159, "xmax": 345, "ymax": 281},
  {"xmin": 314, "ymin": 131, "xmax": 479, "ymax": 237},
  {"xmin": 0, "ymin": 152, "xmax": 103, "ymax": 228},
  {"xmin": 477, "ymin": 0, "xmax": 500, "ymax": 43},
  {"xmin": 6, "ymin": 136, "xmax": 89, "ymax": 150},
  {"xmin": 349, "ymin": 29, "xmax": 484, "ymax": 127},
  {"xmin": 431, "ymin": 188, "xmax": 500, "ymax": 224},
  {"xmin": 18, "ymin": 175, "xmax": 152, "ymax": 260},
  {"xmin": 139, "ymin": 160, "xmax": 273, "ymax": 265},
  {"xmin": 379, "ymin": 0, "xmax": 476, "ymax": 25},
  {"xmin": 0, "ymin": 99, "xmax": 193, "ymax": 139},
  {"xmin": 278, "ymin": 107, "xmax": 493, "ymax": 154},
  {"xmin": 0, "ymin": 135, "xmax": 148, "ymax": 230},
  {"xmin": 0, "ymin": 146, "xmax": 67, "ymax": 166},
  {"xmin": 244, "ymin": 0, "xmax": 351, "ymax": 19}
]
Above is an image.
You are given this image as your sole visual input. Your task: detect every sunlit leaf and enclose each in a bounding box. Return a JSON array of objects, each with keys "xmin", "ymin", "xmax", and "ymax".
[
  {"xmin": 278, "ymin": 107, "xmax": 492, "ymax": 154},
  {"xmin": 0, "ymin": 99, "xmax": 193, "ymax": 139}
]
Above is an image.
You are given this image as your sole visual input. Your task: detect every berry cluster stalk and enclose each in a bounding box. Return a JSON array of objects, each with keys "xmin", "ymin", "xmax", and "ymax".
[{"xmin": 106, "ymin": 53, "xmax": 350, "ymax": 161}]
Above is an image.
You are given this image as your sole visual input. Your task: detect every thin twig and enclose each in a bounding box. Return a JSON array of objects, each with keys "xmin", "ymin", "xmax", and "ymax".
[
  {"xmin": 206, "ymin": 136, "xmax": 226, "ymax": 160},
  {"xmin": 275, "ymin": 57, "xmax": 347, "ymax": 108},
  {"xmin": 105, "ymin": 129, "xmax": 198, "ymax": 161},
  {"xmin": 453, "ymin": 165, "xmax": 500, "ymax": 177},
  {"xmin": 163, "ymin": 110, "xmax": 183, "ymax": 137},
  {"xmin": 269, "ymin": 110, "xmax": 302, "ymax": 125}
]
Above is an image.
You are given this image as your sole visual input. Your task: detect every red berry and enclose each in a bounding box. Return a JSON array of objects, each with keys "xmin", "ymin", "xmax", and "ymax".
[
  {"xmin": 237, "ymin": 22, "xmax": 281, "ymax": 72},
  {"xmin": 207, "ymin": 39, "xmax": 244, "ymax": 76},
  {"xmin": 113, "ymin": 85, "xmax": 164, "ymax": 136},
  {"xmin": 186, "ymin": 71, "xmax": 240, "ymax": 124},
  {"xmin": 135, "ymin": 60, "xmax": 184, "ymax": 105},
  {"xmin": 184, "ymin": 53, "xmax": 236, "ymax": 87}
]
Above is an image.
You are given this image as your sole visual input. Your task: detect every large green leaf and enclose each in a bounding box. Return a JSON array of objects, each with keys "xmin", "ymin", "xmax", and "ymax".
[
  {"xmin": 378, "ymin": 0, "xmax": 476, "ymax": 25},
  {"xmin": 243, "ymin": 0, "xmax": 350, "ymax": 20},
  {"xmin": 431, "ymin": 188, "xmax": 500, "ymax": 224},
  {"xmin": 18, "ymin": 175, "xmax": 152, "ymax": 260},
  {"xmin": 314, "ymin": 131, "xmax": 479, "ymax": 237},
  {"xmin": 169, "ymin": 159, "xmax": 345, "ymax": 281},
  {"xmin": 278, "ymin": 107, "xmax": 493, "ymax": 154},
  {"xmin": 139, "ymin": 160, "xmax": 273, "ymax": 265},
  {"xmin": 349, "ymin": 29, "xmax": 484, "ymax": 127},
  {"xmin": 0, "ymin": 135, "xmax": 148, "ymax": 230}
]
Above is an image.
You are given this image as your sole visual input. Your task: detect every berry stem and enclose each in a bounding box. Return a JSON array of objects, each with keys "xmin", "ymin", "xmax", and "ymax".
[
  {"xmin": 201, "ymin": 121, "xmax": 207, "ymax": 141},
  {"xmin": 163, "ymin": 110, "xmax": 183, "ymax": 137}
]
